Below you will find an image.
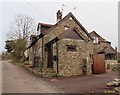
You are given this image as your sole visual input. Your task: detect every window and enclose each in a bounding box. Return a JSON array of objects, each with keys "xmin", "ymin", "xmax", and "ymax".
[
  {"xmin": 93, "ymin": 37, "xmax": 98, "ymax": 43},
  {"xmin": 64, "ymin": 24, "xmax": 69, "ymax": 30},
  {"xmin": 64, "ymin": 26, "xmax": 69, "ymax": 30},
  {"xmin": 53, "ymin": 55, "xmax": 58, "ymax": 61},
  {"xmin": 67, "ymin": 45, "xmax": 77, "ymax": 51}
]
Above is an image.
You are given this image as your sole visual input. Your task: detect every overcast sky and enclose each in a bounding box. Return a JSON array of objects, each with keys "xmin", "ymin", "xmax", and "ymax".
[{"xmin": 0, "ymin": 0, "xmax": 119, "ymax": 53}]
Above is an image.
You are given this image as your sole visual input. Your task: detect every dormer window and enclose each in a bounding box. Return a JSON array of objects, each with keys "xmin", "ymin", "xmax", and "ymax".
[{"xmin": 93, "ymin": 37, "xmax": 98, "ymax": 43}]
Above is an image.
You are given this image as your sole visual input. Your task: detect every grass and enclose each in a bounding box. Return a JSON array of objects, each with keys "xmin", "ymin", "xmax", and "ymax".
[{"xmin": 51, "ymin": 73, "xmax": 64, "ymax": 77}]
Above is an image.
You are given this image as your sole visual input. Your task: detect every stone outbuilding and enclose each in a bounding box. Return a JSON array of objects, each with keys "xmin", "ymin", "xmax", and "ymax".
[
  {"xmin": 27, "ymin": 10, "xmax": 117, "ymax": 76},
  {"xmin": 27, "ymin": 11, "xmax": 94, "ymax": 76}
]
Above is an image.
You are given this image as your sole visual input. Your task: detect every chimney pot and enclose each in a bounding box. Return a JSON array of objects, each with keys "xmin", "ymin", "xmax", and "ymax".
[{"xmin": 56, "ymin": 10, "xmax": 62, "ymax": 22}]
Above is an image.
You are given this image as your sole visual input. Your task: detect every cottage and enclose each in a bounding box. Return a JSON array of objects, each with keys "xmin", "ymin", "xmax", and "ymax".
[
  {"xmin": 27, "ymin": 10, "xmax": 117, "ymax": 76},
  {"xmin": 27, "ymin": 10, "xmax": 95, "ymax": 76}
]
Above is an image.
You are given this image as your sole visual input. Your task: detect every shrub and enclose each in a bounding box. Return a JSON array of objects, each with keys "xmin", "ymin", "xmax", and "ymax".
[
  {"xmin": 52, "ymin": 73, "xmax": 64, "ymax": 77},
  {"xmin": 118, "ymin": 59, "xmax": 120, "ymax": 63}
]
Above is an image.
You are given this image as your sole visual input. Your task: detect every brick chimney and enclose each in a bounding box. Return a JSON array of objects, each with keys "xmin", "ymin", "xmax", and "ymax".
[{"xmin": 56, "ymin": 10, "xmax": 62, "ymax": 22}]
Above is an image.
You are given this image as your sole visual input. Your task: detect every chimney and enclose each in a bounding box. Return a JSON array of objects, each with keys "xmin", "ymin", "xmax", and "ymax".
[{"xmin": 56, "ymin": 10, "xmax": 62, "ymax": 22}]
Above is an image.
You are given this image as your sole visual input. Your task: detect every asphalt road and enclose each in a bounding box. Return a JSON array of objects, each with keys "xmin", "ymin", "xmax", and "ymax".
[{"xmin": 2, "ymin": 61, "xmax": 59, "ymax": 93}]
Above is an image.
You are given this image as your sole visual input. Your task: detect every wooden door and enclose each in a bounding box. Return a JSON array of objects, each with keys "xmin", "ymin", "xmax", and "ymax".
[
  {"xmin": 93, "ymin": 54, "xmax": 106, "ymax": 74},
  {"xmin": 47, "ymin": 45, "xmax": 53, "ymax": 68}
]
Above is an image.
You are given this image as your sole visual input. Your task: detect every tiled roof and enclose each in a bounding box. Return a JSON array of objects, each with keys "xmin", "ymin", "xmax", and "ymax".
[
  {"xmin": 89, "ymin": 31, "xmax": 111, "ymax": 43},
  {"xmin": 28, "ymin": 12, "xmax": 94, "ymax": 49},
  {"xmin": 41, "ymin": 12, "xmax": 93, "ymax": 40},
  {"xmin": 30, "ymin": 35, "xmax": 38, "ymax": 40},
  {"xmin": 99, "ymin": 46, "xmax": 116, "ymax": 53},
  {"xmin": 100, "ymin": 46, "xmax": 109, "ymax": 53},
  {"xmin": 38, "ymin": 22, "xmax": 53, "ymax": 27},
  {"xmin": 58, "ymin": 27, "xmax": 87, "ymax": 41}
]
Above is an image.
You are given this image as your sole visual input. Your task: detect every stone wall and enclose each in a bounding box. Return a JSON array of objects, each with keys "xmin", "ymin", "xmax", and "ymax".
[
  {"xmin": 93, "ymin": 44, "xmax": 103, "ymax": 54},
  {"xmin": 36, "ymin": 39, "xmax": 42, "ymax": 62},
  {"xmin": 105, "ymin": 60, "xmax": 118, "ymax": 70},
  {"xmin": 57, "ymin": 39, "xmax": 93, "ymax": 76}
]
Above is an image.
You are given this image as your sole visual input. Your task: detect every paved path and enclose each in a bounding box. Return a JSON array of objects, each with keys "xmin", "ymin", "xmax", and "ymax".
[{"xmin": 2, "ymin": 61, "xmax": 59, "ymax": 93}]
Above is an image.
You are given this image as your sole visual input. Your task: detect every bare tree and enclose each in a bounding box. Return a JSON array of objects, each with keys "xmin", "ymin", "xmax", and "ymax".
[{"xmin": 8, "ymin": 14, "xmax": 36, "ymax": 40}]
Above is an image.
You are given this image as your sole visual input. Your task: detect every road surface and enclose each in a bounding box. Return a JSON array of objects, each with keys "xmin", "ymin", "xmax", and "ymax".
[
  {"xmin": 2, "ymin": 60, "xmax": 118, "ymax": 93},
  {"xmin": 42, "ymin": 70, "xmax": 118, "ymax": 93},
  {"xmin": 2, "ymin": 61, "xmax": 59, "ymax": 93},
  {"xmin": 0, "ymin": 61, "xmax": 2, "ymax": 94}
]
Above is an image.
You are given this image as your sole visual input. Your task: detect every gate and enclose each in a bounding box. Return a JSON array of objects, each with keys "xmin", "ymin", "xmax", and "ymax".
[{"xmin": 93, "ymin": 54, "xmax": 106, "ymax": 74}]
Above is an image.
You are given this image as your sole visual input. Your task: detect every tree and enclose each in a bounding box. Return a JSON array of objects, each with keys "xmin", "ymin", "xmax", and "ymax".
[
  {"xmin": 5, "ymin": 38, "xmax": 27, "ymax": 61},
  {"xmin": 5, "ymin": 40, "xmax": 14, "ymax": 53},
  {"xmin": 12, "ymin": 38, "xmax": 27, "ymax": 60},
  {"xmin": 5, "ymin": 14, "xmax": 36, "ymax": 62},
  {"xmin": 7, "ymin": 14, "xmax": 36, "ymax": 39}
]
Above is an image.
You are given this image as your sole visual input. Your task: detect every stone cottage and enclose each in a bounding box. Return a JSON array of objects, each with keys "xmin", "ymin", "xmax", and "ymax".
[
  {"xmin": 27, "ymin": 10, "xmax": 117, "ymax": 76},
  {"xmin": 27, "ymin": 10, "xmax": 94, "ymax": 76}
]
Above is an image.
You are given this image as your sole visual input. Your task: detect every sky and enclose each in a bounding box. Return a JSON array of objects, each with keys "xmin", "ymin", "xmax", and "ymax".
[{"xmin": 0, "ymin": 0, "xmax": 119, "ymax": 53}]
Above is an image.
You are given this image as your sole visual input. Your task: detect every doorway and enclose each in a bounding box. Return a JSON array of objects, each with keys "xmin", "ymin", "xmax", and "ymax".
[
  {"xmin": 93, "ymin": 54, "xmax": 106, "ymax": 74},
  {"xmin": 47, "ymin": 45, "xmax": 53, "ymax": 68}
]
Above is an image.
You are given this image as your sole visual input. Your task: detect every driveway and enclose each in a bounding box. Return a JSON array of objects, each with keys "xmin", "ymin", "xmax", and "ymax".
[
  {"xmin": 2, "ymin": 61, "xmax": 60, "ymax": 93},
  {"xmin": 42, "ymin": 71, "xmax": 118, "ymax": 93}
]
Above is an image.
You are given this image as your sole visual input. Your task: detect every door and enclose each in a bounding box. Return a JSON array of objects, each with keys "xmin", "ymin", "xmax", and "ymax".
[
  {"xmin": 93, "ymin": 54, "xmax": 106, "ymax": 74},
  {"xmin": 47, "ymin": 45, "xmax": 53, "ymax": 68}
]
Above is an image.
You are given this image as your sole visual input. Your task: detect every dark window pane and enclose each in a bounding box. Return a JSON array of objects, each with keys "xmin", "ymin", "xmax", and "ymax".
[{"xmin": 67, "ymin": 45, "xmax": 77, "ymax": 51}]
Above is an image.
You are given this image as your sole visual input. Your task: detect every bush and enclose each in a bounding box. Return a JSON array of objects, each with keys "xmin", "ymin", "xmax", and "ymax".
[
  {"xmin": 2, "ymin": 52, "xmax": 12, "ymax": 60},
  {"xmin": 118, "ymin": 59, "xmax": 120, "ymax": 63},
  {"xmin": 52, "ymin": 73, "xmax": 64, "ymax": 77}
]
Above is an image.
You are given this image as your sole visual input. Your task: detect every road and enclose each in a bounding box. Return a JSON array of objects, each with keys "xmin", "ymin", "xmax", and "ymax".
[
  {"xmin": 0, "ymin": 61, "xmax": 2, "ymax": 94},
  {"xmin": 2, "ymin": 61, "xmax": 59, "ymax": 93},
  {"xmin": 2, "ymin": 60, "xmax": 118, "ymax": 93}
]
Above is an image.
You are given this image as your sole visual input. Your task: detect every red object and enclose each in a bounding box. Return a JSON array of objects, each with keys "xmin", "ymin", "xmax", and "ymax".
[{"xmin": 93, "ymin": 54, "xmax": 106, "ymax": 74}]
